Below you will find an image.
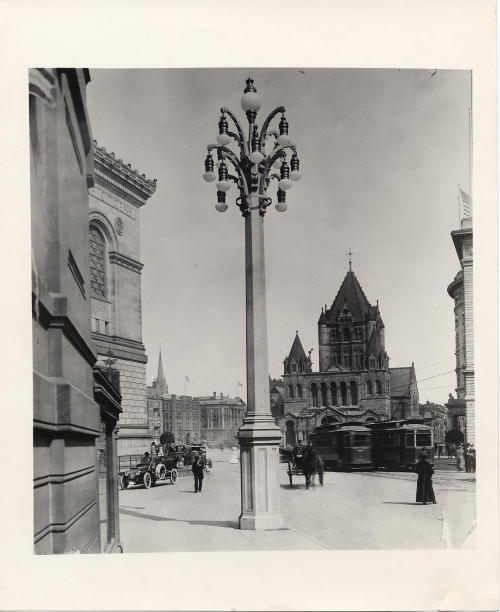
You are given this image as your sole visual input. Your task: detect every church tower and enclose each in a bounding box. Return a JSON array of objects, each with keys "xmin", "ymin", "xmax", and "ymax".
[
  {"xmin": 318, "ymin": 265, "xmax": 389, "ymax": 374},
  {"xmin": 281, "ymin": 261, "xmax": 391, "ymax": 421}
]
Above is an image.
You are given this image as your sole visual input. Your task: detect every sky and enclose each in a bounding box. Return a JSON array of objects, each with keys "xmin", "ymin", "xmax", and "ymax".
[{"xmin": 85, "ymin": 68, "xmax": 471, "ymax": 405}]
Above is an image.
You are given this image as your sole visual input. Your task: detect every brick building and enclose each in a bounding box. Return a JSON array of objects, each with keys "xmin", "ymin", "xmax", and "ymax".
[
  {"xmin": 161, "ymin": 395, "xmax": 201, "ymax": 445},
  {"xmin": 88, "ymin": 142, "xmax": 157, "ymax": 455},
  {"xmin": 446, "ymin": 215, "xmax": 474, "ymax": 444}
]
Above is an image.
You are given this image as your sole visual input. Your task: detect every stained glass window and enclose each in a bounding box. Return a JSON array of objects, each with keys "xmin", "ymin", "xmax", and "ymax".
[{"xmin": 89, "ymin": 226, "xmax": 106, "ymax": 298}]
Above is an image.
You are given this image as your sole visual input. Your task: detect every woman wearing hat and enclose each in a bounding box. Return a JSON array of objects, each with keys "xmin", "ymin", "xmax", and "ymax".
[{"xmin": 415, "ymin": 450, "xmax": 436, "ymax": 504}]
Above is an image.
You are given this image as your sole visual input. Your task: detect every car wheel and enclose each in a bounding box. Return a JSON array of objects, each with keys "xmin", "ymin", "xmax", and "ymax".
[
  {"xmin": 120, "ymin": 475, "xmax": 128, "ymax": 490},
  {"xmin": 143, "ymin": 472, "xmax": 152, "ymax": 489},
  {"xmin": 156, "ymin": 464, "xmax": 167, "ymax": 480},
  {"xmin": 169, "ymin": 468, "xmax": 178, "ymax": 484}
]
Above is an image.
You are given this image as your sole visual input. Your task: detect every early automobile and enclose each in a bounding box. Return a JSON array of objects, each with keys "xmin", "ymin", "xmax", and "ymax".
[
  {"xmin": 119, "ymin": 458, "xmax": 157, "ymax": 490},
  {"xmin": 119, "ymin": 454, "xmax": 179, "ymax": 489}
]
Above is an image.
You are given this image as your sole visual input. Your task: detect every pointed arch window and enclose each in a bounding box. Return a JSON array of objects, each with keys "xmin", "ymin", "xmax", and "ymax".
[
  {"xmin": 89, "ymin": 225, "xmax": 106, "ymax": 298},
  {"xmin": 375, "ymin": 380, "xmax": 382, "ymax": 395},
  {"xmin": 297, "ymin": 384, "xmax": 303, "ymax": 399},
  {"xmin": 288, "ymin": 384, "xmax": 295, "ymax": 399}
]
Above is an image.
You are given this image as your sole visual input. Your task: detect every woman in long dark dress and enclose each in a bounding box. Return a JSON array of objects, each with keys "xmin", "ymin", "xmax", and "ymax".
[{"xmin": 415, "ymin": 452, "xmax": 436, "ymax": 504}]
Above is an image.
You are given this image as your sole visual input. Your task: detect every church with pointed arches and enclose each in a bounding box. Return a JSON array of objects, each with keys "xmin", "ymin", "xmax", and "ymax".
[{"xmin": 275, "ymin": 261, "xmax": 419, "ymax": 445}]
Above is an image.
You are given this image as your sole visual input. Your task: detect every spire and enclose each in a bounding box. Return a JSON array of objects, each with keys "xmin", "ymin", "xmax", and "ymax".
[
  {"xmin": 156, "ymin": 347, "xmax": 168, "ymax": 393},
  {"xmin": 327, "ymin": 268, "xmax": 371, "ymax": 323}
]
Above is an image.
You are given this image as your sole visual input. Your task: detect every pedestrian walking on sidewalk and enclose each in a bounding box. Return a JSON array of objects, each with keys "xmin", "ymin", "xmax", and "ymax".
[
  {"xmin": 192, "ymin": 452, "xmax": 205, "ymax": 493},
  {"xmin": 415, "ymin": 451, "xmax": 436, "ymax": 505}
]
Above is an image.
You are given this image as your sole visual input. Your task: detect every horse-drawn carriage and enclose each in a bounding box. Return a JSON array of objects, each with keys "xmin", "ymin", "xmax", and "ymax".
[{"xmin": 284, "ymin": 446, "xmax": 324, "ymax": 488}]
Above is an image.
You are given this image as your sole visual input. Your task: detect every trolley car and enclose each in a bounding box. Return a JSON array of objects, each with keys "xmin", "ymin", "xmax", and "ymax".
[
  {"xmin": 368, "ymin": 416, "xmax": 434, "ymax": 470},
  {"xmin": 308, "ymin": 421, "xmax": 373, "ymax": 470}
]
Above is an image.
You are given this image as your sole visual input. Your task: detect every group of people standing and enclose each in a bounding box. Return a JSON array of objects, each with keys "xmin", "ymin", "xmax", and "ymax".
[{"xmin": 454, "ymin": 443, "xmax": 476, "ymax": 473}]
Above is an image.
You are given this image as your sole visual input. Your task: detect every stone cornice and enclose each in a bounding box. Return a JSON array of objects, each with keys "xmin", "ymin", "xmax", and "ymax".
[
  {"xmin": 93, "ymin": 141, "xmax": 156, "ymax": 204},
  {"xmin": 109, "ymin": 251, "xmax": 143, "ymax": 273}
]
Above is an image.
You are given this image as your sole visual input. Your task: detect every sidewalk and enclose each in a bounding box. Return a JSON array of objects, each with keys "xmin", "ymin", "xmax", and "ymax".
[
  {"xmin": 119, "ymin": 453, "xmax": 321, "ymax": 552},
  {"xmin": 118, "ymin": 451, "xmax": 476, "ymax": 552}
]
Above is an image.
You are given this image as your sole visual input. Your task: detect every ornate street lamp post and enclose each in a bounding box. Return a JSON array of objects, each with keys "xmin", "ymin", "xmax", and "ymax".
[{"xmin": 203, "ymin": 78, "xmax": 301, "ymax": 529}]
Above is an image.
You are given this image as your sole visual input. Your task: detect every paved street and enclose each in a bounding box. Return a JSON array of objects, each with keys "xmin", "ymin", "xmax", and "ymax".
[{"xmin": 118, "ymin": 451, "xmax": 476, "ymax": 552}]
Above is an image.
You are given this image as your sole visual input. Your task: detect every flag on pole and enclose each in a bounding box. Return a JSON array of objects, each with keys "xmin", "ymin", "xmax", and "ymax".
[
  {"xmin": 459, "ymin": 188, "xmax": 471, "ymax": 217},
  {"xmin": 237, "ymin": 381, "xmax": 243, "ymax": 387},
  {"xmin": 185, "ymin": 375, "xmax": 191, "ymax": 383}
]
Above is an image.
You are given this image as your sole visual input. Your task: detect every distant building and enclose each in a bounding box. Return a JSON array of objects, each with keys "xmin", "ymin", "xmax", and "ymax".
[
  {"xmin": 390, "ymin": 365, "xmax": 419, "ymax": 419},
  {"xmin": 446, "ymin": 215, "xmax": 474, "ymax": 444},
  {"xmin": 146, "ymin": 348, "xmax": 168, "ymax": 442},
  {"xmin": 198, "ymin": 393, "xmax": 246, "ymax": 448},
  {"xmin": 275, "ymin": 265, "xmax": 418, "ymax": 445},
  {"xmin": 89, "ymin": 141, "xmax": 157, "ymax": 456},
  {"xmin": 162, "ymin": 395, "xmax": 201, "ymax": 445},
  {"xmin": 419, "ymin": 401, "xmax": 448, "ymax": 445},
  {"xmin": 269, "ymin": 377, "xmax": 285, "ymax": 419}
]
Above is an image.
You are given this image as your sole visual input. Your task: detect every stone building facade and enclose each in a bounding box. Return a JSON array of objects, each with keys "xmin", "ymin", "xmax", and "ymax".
[
  {"xmin": 88, "ymin": 142, "xmax": 157, "ymax": 456},
  {"xmin": 31, "ymin": 69, "xmax": 122, "ymax": 554},
  {"xmin": 276, "ymin": 266, "xmax": 419, "ymax": 444},
  {"xmin": 198, "ymin": 393, "xmax": 246, "ymax": 448},
  {"xmin": 446, "ymin": 216, "xmax": 474, "ymax": 444}
]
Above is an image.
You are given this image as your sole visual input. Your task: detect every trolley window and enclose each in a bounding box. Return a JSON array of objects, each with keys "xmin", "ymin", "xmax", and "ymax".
[
  {"xmin": 352, "ymin": 434, "xmax": 370, "ymax": 447},
  {"xmin": 381, "ymin": 431, "xmax": 398, "ymax": 446},
  {"xmin": 415, "ymin": 431, "xmax": 432, "ymax": 447},
  {"xmin": 405, "ymin": 432, "xmax": 415, "ymax": 447}
]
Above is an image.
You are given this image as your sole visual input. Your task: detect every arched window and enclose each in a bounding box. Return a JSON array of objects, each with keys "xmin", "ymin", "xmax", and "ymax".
[
  {"xmin": 291, "ymin": 362, "xmax": 297, "ymax": 373},
  {"xmin": 321, "ymin": 382, "xmax": 328, "ymax": 406},
  {"xmin": 350, "ymin": 381, "xmax": 358, "ymax": 405},
  {"xmin": 369, "ymin": 355, "xmax": 376, "ymax": 369},
  {"xmin": 343, "ymin": 327, "xmax": 350, "ymax": 342},
  {"xmin": 330, "ymin": 382, "xmax": 337, "ymax": 406},
  {"xmin": 89, "ymin": 225, "xmax": 106, "ymax": 298},
  {"xmin": 367, "ymin": 380, "xmax": 373, "ymax": 396},
  {"xmin": 340, "ymin": 381, "xmax": 347, "ymax": 406},
  {"xmin": 375, "ymin": 380, "xmax": 382, "ymax": 395},
  {"xmin": 297, "ymin": 384, "xmax": 303, "ymax": 399},
  {"xmin": 288, "ymin": 384, "xmax": 295, "ymax": 399},
  {"xmin": 311, "ymin": 383, "xmax": 318, "ymax": 408}
]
